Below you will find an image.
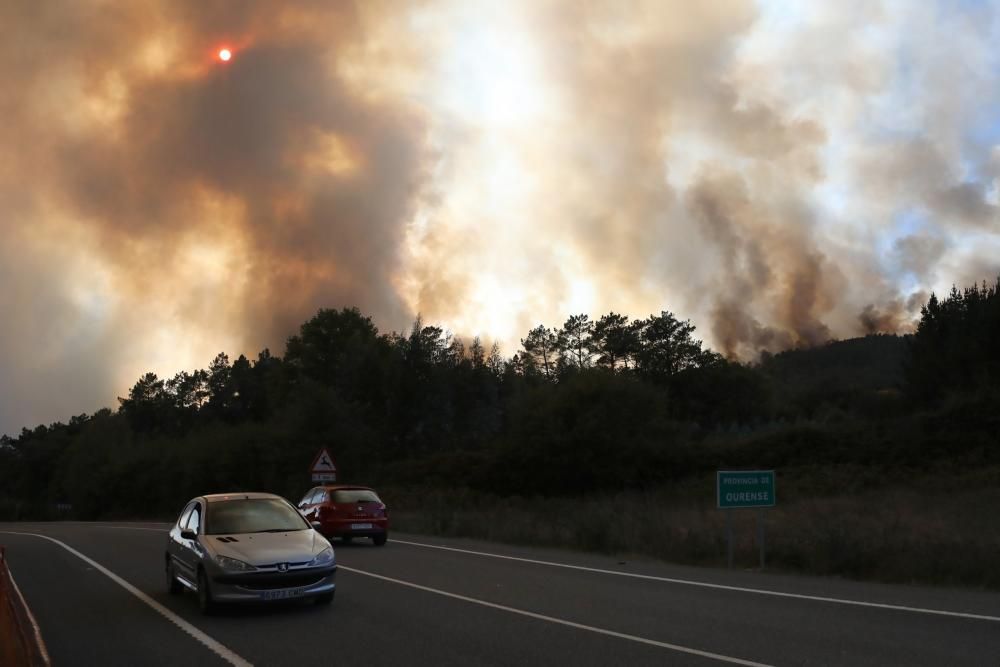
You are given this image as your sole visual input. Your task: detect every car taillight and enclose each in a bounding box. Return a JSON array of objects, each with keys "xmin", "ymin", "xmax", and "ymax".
[{"xmin": 380, "ymin": 504, "xmax": 388, "ymax": 518}]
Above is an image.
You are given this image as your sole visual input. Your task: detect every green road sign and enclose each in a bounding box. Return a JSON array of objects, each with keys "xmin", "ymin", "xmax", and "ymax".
[{"xmin": 717, "ymin": 470, "xmax": 775, "ymax": 508}]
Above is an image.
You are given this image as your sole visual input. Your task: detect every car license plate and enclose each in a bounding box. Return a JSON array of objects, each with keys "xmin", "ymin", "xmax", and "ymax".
[
  {"xmin": 350, "ymin": 523, "xmax": 373, "ymax": 530},
  {"xmin": 261, "ymin": 588, "xmax": 304, "ymax": 601}
]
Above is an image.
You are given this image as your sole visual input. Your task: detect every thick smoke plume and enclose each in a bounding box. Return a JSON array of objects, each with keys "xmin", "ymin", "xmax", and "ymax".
[
  {"xmin": 3, "ymin": 0, "xmax": 1000, "ymax": 434},
  {"xmin": 1, "ymin": 1, "xmax": 430, "ymax": 432}
]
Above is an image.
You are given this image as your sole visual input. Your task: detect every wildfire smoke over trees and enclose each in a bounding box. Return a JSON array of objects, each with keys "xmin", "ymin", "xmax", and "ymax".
[{"xmin": 0, "ymin": 280, "xmax": 998, "ymax": 531}]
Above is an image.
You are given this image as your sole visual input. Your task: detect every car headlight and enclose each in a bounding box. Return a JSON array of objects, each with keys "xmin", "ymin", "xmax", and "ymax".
[
  {"xmin": 215, "ymin": 555, "xmax": 257, "ymax": 572},
  {"xmin": 310, "ymin": 547, "xmax": 334, "ymax": 567}
]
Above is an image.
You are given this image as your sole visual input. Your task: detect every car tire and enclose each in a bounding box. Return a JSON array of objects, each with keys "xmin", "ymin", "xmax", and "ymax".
[
  {"xmin": 197, "ymin": 569, "xmax": 217, "ymax": 615},
  {"xmin": 372, "ymin": 533, "xmax": 387, "ymax": 546},
  {"xmin": 166, "ymin": 559, "xmax": 183, "ymax": 595},
  {"xmin": 315, "ymin": 591, "xmax": 335, "ymax": 605},
  {"xmin": 341, "ymin": 535, "xmax": 353, "ymax": 544}
]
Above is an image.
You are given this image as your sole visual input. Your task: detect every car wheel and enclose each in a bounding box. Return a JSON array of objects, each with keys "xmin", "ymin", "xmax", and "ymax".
[
  {"xmin": 197, "ymin": 569, "xmax": 217, "ymax": 615},
  {"xmin": 166, "ymin": 558, "xmax": 183, "ymax": 595},
  {"xmin": 315, "ymin": 591, "xmax": 335, "ymax": 605},
  {"xmin": 372, "ymin": 533, "xmax": 387, "ymax": 546},
  {"xmin": 341, "ymin": 535, "xmax": 353, "ymax": 544}
]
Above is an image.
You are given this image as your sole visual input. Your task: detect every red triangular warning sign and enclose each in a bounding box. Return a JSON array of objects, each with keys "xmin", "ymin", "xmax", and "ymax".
[{"xmin": 310, "ymin": 448, "xmax": 337, "ymax": 473}]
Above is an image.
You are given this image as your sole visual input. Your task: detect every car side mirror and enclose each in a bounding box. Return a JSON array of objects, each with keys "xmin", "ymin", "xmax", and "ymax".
[
  {"xmin": 310, "ymin": 521, "xmax": 321, "ymax": 529},
  {"xmin": 180, "ymin": 529, "xmax": 196, "ymax": 540},
  {"xmin": 298, "ymin": 503, "xmax": 306, "ymax": 510}
]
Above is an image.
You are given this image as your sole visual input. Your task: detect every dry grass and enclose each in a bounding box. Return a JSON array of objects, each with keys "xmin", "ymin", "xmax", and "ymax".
[{"xmin": 388, "ymin": 481, "xmax": 1000, "ymax": 589}]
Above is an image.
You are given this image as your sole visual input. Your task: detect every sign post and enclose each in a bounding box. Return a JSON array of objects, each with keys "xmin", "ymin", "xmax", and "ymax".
[
  {"xmin": 717, "ymin": 470, "xmax": 775, "ymax": 569},
  {"xmin": 310, "ymin": 448, "xmax": 337, "ymax": 483},
  {"xmin": 726, "ymin": 508, "xmax": 733, "ymax": 569},
  {"xmin": 758, "ymin": 508, "xmax": 765, "ymax": 570}
]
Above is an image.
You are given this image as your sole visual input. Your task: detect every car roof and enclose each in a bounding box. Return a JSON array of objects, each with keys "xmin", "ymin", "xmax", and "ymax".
[
  {"xmin": 201, "ymin": 492, "xmax": 285, "ymax": 503},
  {"xmin": 318, "ymin": 485, "xmax": 375, "ymax": 491}
]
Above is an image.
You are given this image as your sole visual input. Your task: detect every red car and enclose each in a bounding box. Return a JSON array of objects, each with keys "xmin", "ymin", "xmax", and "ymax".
[{"xmin": 297, "ymin": 485, "xmax": 389, "ymax": 545}]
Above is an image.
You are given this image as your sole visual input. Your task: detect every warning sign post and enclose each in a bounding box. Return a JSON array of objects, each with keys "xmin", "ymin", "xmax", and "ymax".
[{"xmin": 310, "ymin": 448, "xmax": 337, "ymax": 483}]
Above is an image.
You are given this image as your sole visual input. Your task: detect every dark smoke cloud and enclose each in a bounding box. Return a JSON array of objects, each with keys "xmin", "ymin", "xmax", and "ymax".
[
  {"xmin": 930, "ymin": 183, "xmax": 998, "ymax": 228},
  {"xmin": 861, "ymin": 140, "xmax": 999, "ymax": 230},
  {"xmin": 891, "ymin": 234, "xmax": 950, "ymax": 278},
  {"xmin": 46, "ymin": 5, "xmax": 427, "ymax": 330},
  {"xmin": 858, "ymin": 292, "xmax": 926, "ymax": 336},
  {"xmin": 685, "ymin": 171, "xmax": 840, "ymax": 358},
  {"xmin": 0, "ymin": 1, "xmax": 430, "ymax": 435}
]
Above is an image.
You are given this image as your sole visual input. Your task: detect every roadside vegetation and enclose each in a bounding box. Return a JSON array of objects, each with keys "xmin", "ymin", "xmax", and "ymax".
[
  {"xmin": 1, "ymin": 278, "xmax": 999, "ymax": 588},
  {"xmin": 390, "ymin": 479, "xmax": 1000, "ymax": 588}
]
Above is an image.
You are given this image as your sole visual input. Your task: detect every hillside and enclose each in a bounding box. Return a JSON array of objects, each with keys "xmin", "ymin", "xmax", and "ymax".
[{"xmin": 1, "ymin": 279, "xmax": 998, "ymax": 585}]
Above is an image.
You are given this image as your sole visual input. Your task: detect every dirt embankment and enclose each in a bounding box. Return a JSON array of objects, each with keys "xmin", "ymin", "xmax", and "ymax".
[{"xmin": 0, "ymin": 547, "xmax": 50, "ymax": 666}]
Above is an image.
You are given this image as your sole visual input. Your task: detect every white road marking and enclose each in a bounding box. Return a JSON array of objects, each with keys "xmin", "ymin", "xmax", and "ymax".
[
  {"xmin": 7, "ymin": 566, "xmax": 52, "ymax": 666},
  {"xmin": 90, "ymin": 521, "xmax": 172, "ymax": 526},
  {"xmin": 392, "ymin": 538, "xmax": 1000, "ymax": 623},
  {"xmin": 17, "ymin": 522, "xmax": 173, "ymax": 528},
  {"xmin": 63, "ymin": 525, "xmax": 1000, "ymax": 624},
  {"xmin": 0, "ymin": 532, "xmax": 252, "ymax": 667},
  {"xmin": 339, "ymin": 565, "xmax": 772, "ymax": 667}
]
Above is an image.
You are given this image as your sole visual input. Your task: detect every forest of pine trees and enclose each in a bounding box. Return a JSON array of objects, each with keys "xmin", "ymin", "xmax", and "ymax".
[{"xmin": 1, "ymin": 278, "xmax": 998, "ymax": 522}]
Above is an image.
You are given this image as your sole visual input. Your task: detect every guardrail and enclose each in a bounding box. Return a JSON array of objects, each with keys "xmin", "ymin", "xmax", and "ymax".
[{"xmin": 0, "ymin": 546, "xmax": 51, "ymax": 666}]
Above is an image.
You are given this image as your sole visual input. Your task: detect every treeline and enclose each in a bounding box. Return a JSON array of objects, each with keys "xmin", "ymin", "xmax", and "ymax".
[{"xmin": 1, "ymin": 278, "xmax": 998, "ymax": 520}]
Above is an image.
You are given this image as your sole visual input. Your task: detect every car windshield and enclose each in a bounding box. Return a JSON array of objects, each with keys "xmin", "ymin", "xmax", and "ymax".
[
  {"xmin": 205, "ymin": 498, "xmax": 308, "ymax": 535},
  {"xmin": 333, "ymin": 489, "xmax": 381, "ymax": 504}
]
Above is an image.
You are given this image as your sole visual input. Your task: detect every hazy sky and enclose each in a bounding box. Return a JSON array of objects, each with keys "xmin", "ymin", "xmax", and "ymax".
[{"xmin": 2, "ymin": 0, "xmax": 999, "ymax": 435}]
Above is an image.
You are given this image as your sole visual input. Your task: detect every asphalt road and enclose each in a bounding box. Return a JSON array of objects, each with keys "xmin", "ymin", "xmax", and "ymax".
[{"xmin": 1, "ymin": 523, "xmax": 999, "ymax": 666}]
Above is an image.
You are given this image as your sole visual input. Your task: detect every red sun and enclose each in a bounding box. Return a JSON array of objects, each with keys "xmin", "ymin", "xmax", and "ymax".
[{"xmin": 218, "ymin": 48, "xmax": 232, "ymax": 62}]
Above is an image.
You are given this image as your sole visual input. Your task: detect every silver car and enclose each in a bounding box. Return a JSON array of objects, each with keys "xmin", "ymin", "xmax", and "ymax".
[{"xmin": 165, "ymin": 492, "xmax": 336, "ymax": 613}]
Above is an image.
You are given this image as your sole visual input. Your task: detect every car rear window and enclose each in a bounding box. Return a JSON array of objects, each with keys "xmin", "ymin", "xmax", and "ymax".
[{"xmin": 332, "ymin": 489, "xmax": 381, "ymax": 504}]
